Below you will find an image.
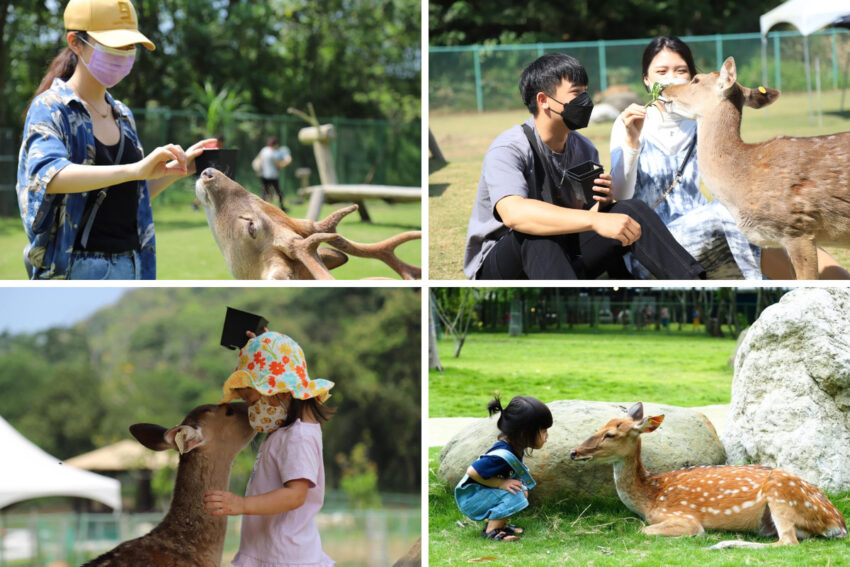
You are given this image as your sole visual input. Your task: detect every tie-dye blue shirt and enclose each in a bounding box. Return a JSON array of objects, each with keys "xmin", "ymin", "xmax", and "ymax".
[{"xmin": 16, "ymin": 78, "xmax": 155, "ymax": 279}]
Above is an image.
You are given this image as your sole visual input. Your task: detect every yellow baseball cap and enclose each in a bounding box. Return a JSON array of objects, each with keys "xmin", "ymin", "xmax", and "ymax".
[{"xmin": 64, "ymin": 0, "xmax": 155, "ymax": 51}]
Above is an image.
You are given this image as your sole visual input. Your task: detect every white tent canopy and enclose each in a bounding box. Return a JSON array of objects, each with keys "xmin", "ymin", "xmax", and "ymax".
[
  {"xmin": 760, "ymin": 0, "xmax": 850, "ymax": 36},
  {"xmin": 759, "ymin": 0, "xmax": 850, "ymax": 122},
  {"xmin": 0, "ymin": 416, "xmax": 121, "ymax": 511}
]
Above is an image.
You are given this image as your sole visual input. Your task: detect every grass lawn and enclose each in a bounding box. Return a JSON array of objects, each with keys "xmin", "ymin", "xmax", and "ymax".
[
  {"xmin": 0, "ymin": 182, "xmax": 420, "ymax": 280},
  {"xmin": 429, "ymin": 446, "xmax": 850, "ymax": 567},
  {"xmin": 429, "ymin": 327, "xmax": 737, "ymax": 417},
  {"xmin": 428, "ymin": 89, "xmax": 850, "ymax": 280}
]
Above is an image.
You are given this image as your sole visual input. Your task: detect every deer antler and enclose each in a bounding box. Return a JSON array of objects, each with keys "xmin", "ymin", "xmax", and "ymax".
[{"xmin": 324, "ymin": 232, "xmax": 422, "ymax": 279}]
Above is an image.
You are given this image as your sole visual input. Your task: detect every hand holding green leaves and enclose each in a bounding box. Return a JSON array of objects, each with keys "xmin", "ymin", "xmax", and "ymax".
[{"xmin": 645, "ymin": 82, "xmax": 664, "ymax": 108}]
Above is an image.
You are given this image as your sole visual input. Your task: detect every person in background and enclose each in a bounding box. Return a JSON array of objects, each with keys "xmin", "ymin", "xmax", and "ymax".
[{"xmin": 257, "ymin": 136, "xmax": 292, "ymax": 211}]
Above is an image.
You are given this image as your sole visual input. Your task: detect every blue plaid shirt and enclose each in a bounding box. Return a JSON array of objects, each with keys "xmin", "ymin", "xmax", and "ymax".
[{"xmin": 16, "ymin": 78, "xmax": 156, "ymax": 279}]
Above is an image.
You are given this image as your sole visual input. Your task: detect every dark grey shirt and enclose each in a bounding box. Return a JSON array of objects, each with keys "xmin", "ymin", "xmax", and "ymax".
[{"xmin": 463, "ymin": 117, "xmax": 600, "ymax": 278}]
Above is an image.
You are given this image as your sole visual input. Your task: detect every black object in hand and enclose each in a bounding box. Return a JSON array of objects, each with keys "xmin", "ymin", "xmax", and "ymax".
[
  {"xmin": 221, "ymin": 307, "xmax": 269, "ymax": 350},
  {"xmin": 566, "ymin": 161, "xmax": 604, "ymax": 208}
]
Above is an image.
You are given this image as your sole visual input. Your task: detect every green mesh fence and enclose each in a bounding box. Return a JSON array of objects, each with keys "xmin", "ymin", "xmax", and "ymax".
[
  {"xmin": 0, "ymin": 113, "xmax": 419, "ymax": 215},
  {"xmin": 430, "ymin": 29, "xmax": 850, "ymax": 113}
]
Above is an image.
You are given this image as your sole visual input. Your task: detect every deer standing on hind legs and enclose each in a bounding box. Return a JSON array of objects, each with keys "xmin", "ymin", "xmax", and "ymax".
[
  {"xmin": 569, "ymin": 402, "xmax": 846, "ymax": 548},
  {"xmin": 658, "ymin": 57, "xmax": 850, "ymax": 279}
]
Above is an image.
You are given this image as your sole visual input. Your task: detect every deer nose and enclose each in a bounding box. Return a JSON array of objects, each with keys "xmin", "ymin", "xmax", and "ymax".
[
  {"xmin": 569, "ymin": 450, "xmax": 578, "ymax": 460},
  {"xmin": 201, "ymin": 168, "xmax": 216, "ymax": 180}
]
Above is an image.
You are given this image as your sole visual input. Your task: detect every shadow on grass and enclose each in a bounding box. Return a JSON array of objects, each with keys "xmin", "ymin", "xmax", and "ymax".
[
  {"xmin": 824, "ymin": 110, "xmax": 850, "ymax": 119},
  {"xmin": 430, "ymin": 183, "xmax": 449, "ymax": 197},
  {"xmin": 430, "ymin": 158, "xmax": 449, "ymax": 175}
]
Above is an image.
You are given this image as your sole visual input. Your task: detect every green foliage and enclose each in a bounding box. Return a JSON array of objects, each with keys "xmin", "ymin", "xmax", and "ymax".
[
  {"xmin": 0, "ymin": 288, "xmax": 420, "ymax": 493},
  {"xmin": 184, "ymin": 81, "xmax": 255, "ymax": 139},
  {"xmin": 337, "ymin": 440, "xmax": 382, "ymax": 509},
  {"xmin": 0, "ymin": 0, "xmax": 420, "ymax": 128}
]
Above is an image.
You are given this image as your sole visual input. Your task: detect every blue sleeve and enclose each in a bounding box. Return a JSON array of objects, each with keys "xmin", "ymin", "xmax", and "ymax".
[
  {"xmin": 16, "ymin": 99, "xmax": 74, "ymax": 235},
  {"xmin": 470, "ymin": 453, "xmax": 512, "ymax": 480},
  {"xmin": 279, "ymin": 146, "xmax": 291, "ymax": 160}
]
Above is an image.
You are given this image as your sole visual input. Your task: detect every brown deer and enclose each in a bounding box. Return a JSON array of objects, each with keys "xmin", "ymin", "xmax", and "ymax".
[
  {"xmin": 195, "ymin": 168, "xmax": 422, "ymax": 279},
  {"xmin": 569, "ymin": 402, "xmax": 846, "ymax": 548},
  {"xmin": 82, "ymin": 402, "xmax": 256, "ymax": 566},
  {"xmin": 658, "ymin": 56, "xmax": 850, "ymax": 279}
]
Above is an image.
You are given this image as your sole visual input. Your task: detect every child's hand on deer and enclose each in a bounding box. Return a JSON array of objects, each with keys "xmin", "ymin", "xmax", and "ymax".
[{"xmin": 203, "ymin": 490, "xmax": 245, "ymax": 516}]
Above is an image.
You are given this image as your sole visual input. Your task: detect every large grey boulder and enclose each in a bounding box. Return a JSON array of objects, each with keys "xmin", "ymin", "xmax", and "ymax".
[
  {"xmin": 438, "ymin": 400, "xmax": 726, "ymax": 503},
  {"xmin": 724, "ymin": 287, "xmax": 850, "ymax": 492}
]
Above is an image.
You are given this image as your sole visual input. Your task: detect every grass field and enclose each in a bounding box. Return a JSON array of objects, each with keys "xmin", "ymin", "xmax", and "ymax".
[
  {"xmin": 430, "ymin": 326, "xmax": 737, "ymax": 417},
  {"xmin": 429, "ymin": 328, "xmax": 850, "ymax": 566},
  {"xmin": 428, "ymin": 89, "xmax": 850, "ymax": 280},
  {"xmin": 0, "ymin": 182, "xmax": 421, "ymax": 280}
]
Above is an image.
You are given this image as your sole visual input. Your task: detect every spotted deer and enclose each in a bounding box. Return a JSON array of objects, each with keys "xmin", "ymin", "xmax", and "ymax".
[
  {"xmin": 658, "ymin": 56, "xmax": 850, "ymax": 279},
  {"xmin": 569, "ymin": 402, "xmax": 846, "ymax": 548},
  {"xmin": 195, "ymin": 168, "xmax": 421, "ymax": 279},
  {"xmin": 82, "ymin": 403, "xmax": 256, "ymax": 566}
]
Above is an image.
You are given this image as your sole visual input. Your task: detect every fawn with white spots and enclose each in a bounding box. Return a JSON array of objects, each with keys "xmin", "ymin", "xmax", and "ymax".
[
  {"xmin": 569, "ymin": 402, "xmax": 846, "ymax": 548},
  {"xmin": 659, "ymin": 56, "xmax": 850, "ymax": 279}
]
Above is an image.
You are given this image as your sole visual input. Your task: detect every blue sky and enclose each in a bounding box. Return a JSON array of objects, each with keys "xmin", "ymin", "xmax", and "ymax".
[{"xmin": 0, "ymin": 288, "xmax": 130, "ymax": 334}]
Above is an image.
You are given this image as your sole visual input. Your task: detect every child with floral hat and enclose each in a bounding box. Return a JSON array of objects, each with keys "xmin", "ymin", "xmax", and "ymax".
[{"xmin": 203, "ymin": 331, "xmax": 335, "ymax": 566}]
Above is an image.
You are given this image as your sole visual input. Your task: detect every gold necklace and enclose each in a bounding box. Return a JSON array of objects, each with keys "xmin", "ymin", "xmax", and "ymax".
[{"xmin": 83, "ymin": 99, "xmax": 110, "ymax": 119}]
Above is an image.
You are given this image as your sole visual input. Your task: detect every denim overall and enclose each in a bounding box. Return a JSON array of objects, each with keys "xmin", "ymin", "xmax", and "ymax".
[{"xmin": 454, "ymin": 448, "xmax": 537, "ymax": 521}]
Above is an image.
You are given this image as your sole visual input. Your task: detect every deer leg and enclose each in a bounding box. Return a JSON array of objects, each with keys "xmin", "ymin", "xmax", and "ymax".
[
  {"xmin": 783, "ymin": 236, "xmax": 818, "ymax": 280},
  {"xmin": 641, "ymin": 516, "xmax": 705, "ymax": 537}
]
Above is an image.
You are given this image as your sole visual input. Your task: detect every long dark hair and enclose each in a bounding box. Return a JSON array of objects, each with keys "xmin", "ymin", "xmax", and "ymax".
[
  {"xmin": 23, "ymin": 31, "xmax": 87, "ymax": 122},
  {"xmin": 278, "ymin": 394, "xmax": 335, "ymax": 428},
  {"xmin": 641, "ymin": 35, "xmax": 698, "ymax": 92},
  {"xmin": 487, "ymin": 394, "xmax": 553, "ymax": 455}
]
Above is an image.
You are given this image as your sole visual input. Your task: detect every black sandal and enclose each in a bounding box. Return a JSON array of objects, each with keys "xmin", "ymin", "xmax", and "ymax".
[
  {"xmin": 481, "ymin": 528, "xmax": 519, "ymax": 541},
  {"xmin": 502, "ymin": 525, "xmax": 523, "ymax": 535}
]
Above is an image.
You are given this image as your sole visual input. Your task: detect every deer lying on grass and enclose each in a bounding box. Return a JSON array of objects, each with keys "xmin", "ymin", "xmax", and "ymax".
[
  {"xmin": 83, "ymin": 403, "xmax": 256, "ymax": 566},
  {"xmin": 569, "ymin": 402, "xmax": 846, "ymax": 548},
  {"xmin": 658, "ymin": 57, "xmax": 850, "ymax": 279},
  {"xmin": 195, "ymin": 168, "xmax": 421, "ymax": 279}
]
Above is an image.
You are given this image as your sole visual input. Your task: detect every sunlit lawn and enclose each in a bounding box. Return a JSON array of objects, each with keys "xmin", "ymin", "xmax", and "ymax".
[
  {"xmin": 429, "ymin": 90, "xmax": 850, "ymax": 279},
  {"xmin": 0, "ymin": 181, "xmax": 421, "ymax": 280},
  {"xmin": 429, "ymin": 326, "xmax": 737, "ymax": 417}
]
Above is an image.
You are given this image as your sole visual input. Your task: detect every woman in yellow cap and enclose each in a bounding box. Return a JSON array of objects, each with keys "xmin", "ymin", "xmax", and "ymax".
[
  {"xmin": 204, "ymin": 331, "xmax": 336, "ymax": 567},
  {"xmin": 16, "ymin": 0, "xmax": 215, "ymax": 279}
]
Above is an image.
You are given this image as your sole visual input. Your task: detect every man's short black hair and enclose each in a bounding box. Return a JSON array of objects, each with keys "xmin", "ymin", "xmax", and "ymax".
[{"xmin": 519, "ymin": 53, "xmax": 589, "ymax": 115}]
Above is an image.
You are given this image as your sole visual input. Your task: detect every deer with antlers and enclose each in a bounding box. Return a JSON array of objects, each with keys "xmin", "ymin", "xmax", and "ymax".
[
  {"xmin": 658, "ymin": 57, "xmax": 850, "ymax": 279},
  {"xmin": 195, "ymin": 168, "xmax": 421, "ymax": 279},
  {"xmin": 569, "ymin": 402, "xmax": 846, "ymax": 548}
]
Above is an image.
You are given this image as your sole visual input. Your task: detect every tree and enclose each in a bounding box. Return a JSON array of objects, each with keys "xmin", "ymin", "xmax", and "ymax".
[{"xmin": 432, "ymin": 287, "xmax": 481, "ymax": 358}]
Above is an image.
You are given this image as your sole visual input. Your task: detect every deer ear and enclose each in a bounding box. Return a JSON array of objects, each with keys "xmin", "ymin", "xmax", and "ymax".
[
  {"xmin": 627, "ymin": 402, "xmax": 644, "ymax": 421},
  {"xmin": 636, "ymin": 415, "xmax": 665, "ymax": 433},
  {"xmin": 319, "ymin": 247, "xmax": 348, "ymax": 270},
  {"xmin": 163, "ymin": 425, "xmax": 206, "ymax": 454},
  {"xmin": 130, "ymin": 423, "xmax": 171, "ymax": 451},
  {"xmin": 718, "ymin": 56, "xmax": 737, "ymax": 93},
  {"xmin": 743, "ymin": 85, "xmax": 780, "ymax": 109}
]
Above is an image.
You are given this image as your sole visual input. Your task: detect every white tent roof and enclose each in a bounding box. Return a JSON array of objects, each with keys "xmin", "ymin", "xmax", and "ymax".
[
  {"xmin": 761, "ymin": 0, "xmax": 850, "ymax": 36},
  {"xmin": 65, "ymin": 439, "xmax": 177, "ymax": 471},
  {"xmin": 0, "ymin": 416, "xmax": 121, "ymax": 511}
]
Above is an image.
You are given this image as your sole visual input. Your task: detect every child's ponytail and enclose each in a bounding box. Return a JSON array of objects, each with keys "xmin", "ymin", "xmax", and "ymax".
[{"xmin": 486, "ymin": 394, "xmax": 503, "ymax": 417}]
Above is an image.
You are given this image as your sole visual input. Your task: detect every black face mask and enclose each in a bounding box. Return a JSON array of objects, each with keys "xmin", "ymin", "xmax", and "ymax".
[{"xmin": 550, "ymin": 91, "xmax": 594, "ymax": 131}]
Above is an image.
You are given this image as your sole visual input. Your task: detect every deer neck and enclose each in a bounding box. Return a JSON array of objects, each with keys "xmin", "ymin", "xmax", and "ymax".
[
  {"xmin": 611, "ymin": 440, "xmax": 656, "ymax": 519},
  {"xmin": 157, "ymin": 452, "xmax": 231, "ymax": 558},
  {"xmin": 695, "ymin": 99, "xmax": 750, "ymax": 212}
]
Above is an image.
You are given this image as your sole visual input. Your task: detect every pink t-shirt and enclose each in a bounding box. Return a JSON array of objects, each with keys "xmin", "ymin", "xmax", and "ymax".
[{"xmin": 233, "ymin": 420, "xmax": 334, "ymax": 567}]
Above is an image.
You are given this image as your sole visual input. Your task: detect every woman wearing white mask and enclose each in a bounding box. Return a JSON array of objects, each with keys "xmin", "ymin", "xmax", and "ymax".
[
  {"xmin": 16, "ymin": 0, "xmax": 214, "ymax": 279},
  {"xmin": 610, "ymin": 36, "xmax": 848, "ymax": 279}
]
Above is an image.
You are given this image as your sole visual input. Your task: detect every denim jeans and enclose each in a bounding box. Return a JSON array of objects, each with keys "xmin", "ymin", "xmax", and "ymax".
[
  {"xmin": 68, "ymin": 249, "xmax": 141, "ymax": 280},
  {"xmin": 455, "ymin": 479, "xmax": 530, "ymax": 521}
]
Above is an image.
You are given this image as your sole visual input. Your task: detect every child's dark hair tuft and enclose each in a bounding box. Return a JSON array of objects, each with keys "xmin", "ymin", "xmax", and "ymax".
[{"xmin": 489, "ymin": 395, "xmax": 553, "ymax": 454}]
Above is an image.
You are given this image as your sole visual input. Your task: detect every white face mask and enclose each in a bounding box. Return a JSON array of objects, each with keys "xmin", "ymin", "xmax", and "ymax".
[
  {"xmin": 248, "ymin": 396, "xmax": 288, "ymax": 433},
  {"xmin": 656, "ymin": 77, "xmax": 689, "ymax": 87}
]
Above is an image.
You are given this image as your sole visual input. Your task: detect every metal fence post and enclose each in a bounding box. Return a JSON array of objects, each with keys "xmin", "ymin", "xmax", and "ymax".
[
  {"xmin": 832, "ymin": 29, "xmax": 839, "ymax": 89},
  {"xmin": 473, "ymin": 46, "xmax": 483, "ymax": 113},
  {"xmin": 598, "ymin": 39, "xmax": 608, "ymax": 92},
  {"xmin": 774, "ymin": 35, "xmax": 781, "ymax": 91},
  {"xmin": 715, "ymin": 34, "xmax": 723, "ymax": 70}
]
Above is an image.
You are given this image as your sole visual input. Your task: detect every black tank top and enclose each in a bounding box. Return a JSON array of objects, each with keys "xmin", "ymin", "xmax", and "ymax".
[{"xmin": 74, "ymin": 135, "xmax": 142, "ymax": 252}]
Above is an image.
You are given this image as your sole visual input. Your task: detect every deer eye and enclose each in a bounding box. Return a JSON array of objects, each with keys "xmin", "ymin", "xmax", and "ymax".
[
  {"xmin": 604, "ymin": 433, "xmax": 616, "ymax": 439},
  {"xmin": 692, "ymin": 77, "xmax": 700, "ymax": 84},
  {"xmin": 225, "ymin": 405, "xmax": 234, "ymax": 416}
]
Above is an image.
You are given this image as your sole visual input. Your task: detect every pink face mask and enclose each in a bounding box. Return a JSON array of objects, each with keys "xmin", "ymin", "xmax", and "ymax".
[{"xmin": 79, "ymin": 38, "xmax": 136, "ymax": 88}]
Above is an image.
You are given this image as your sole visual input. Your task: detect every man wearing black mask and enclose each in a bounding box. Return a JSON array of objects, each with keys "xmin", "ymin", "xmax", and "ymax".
[{"xmin": 463, "ymin": 53, "xmax": 706, "ymax": 280}]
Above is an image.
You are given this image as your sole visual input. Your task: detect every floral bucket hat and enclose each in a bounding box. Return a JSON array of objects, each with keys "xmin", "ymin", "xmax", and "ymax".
[{"xmin": 220, "ymin": 332, "xmax": 334, "ymax": 404}]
